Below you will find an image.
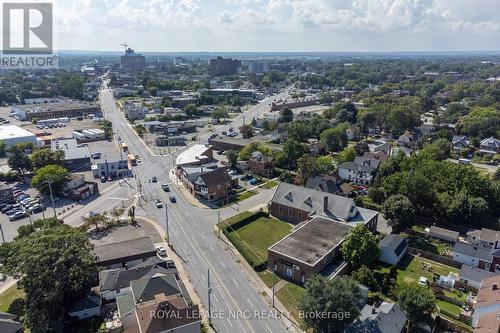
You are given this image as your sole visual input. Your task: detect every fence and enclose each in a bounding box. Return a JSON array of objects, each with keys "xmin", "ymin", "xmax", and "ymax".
[{"xmin": 408, "ymin": 247, "xmax": 462, "ymax": 269}]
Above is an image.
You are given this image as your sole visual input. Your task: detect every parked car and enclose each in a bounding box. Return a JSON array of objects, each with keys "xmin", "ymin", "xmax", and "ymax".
[
  {"xmin": 91, "ymin": 152, "xmax": 101, "ymax": 159},
  {"xmin": 156, "ymin": 246, "xmax": 167, "ymax": 257},
  {"xmin": 228, "ymin": 169, "xmax": 238, "ymax": 176},
  {"xmin": 9, "ymin": 211, "xmax": 26, "ymax": 221},
  {"xmin": 161, "ymin": 183, "xmax": 170, "ymax": 192},
  {"xmin": 107, "ymin": 175, "xmax": 113, "ymax": 181},
  {"xmin": 151, "ymin": 176, "xmax": 158, "ymax": 183},
  {"xmin": 1, "ymin": 205, "xmax": 14, "ymax": 213},
  {"xmin": 100, "ymin": 176, "xmax": 107, "ymax": 183},
  {"xmin": 249, "ymin": 178, "xmax": 258, "ymax": 185},
  {"xmin": 169, "ymin": 196, "xmax": 176, "ymax": 203},
  {"xmin": 155, "ymin": 199, "xmax": 163, "ymax": 208}
]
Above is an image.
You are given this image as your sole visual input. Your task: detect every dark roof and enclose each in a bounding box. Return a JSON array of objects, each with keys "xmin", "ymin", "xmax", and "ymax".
[
  {"xmin": 339, "ymin": 161, "xmax": 375, "ymax": 173},
  {"xmin": 196, "ymin": 167, "xmax": 231, "ymax": 187},
  {"xmin": 459, "ymin": 265, "xmax": 495, "ymax": 283},
  {"xmin": 0, "ymin": 316, "xmax": 22, "ymax": 333},
  {"xmin": 130, "ymin": 274, "xmax": 182, "ymax": 303},
  {"xmin": 379, "ymin": 234, "xmax": 408, "ymax": 256},
  {"xmin": 99, "ymin": 259, "xmax": 177, "ymax": 292},
  {"xmin": 269, "ymin": 216, "xmax": 353, "ymax": 266},
  {"xmin": 305, "ymin": 175, "xmax": 339, "ymax": 194},
  {"xmin": 346, "ymin": 302, "xmax": 407, "ymax": 333},
  {"xmin": 69, "ymin": 294, "xmax": 101, "ymax": 314},
  {"xmin": 250, "ymin": 151, "xmax": 273, "ymax": 163},
  {"xmin": 453, "ymin": 242, "xmax": 492, "ymax": 262},
  {"xmin": 93, "ymin": 236, "xmax": 156, "ymax": 264}
]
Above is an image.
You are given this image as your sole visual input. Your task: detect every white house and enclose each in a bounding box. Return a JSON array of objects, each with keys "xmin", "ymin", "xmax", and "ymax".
[
  {"xmin": 459, "ymin": 265, "xmax": 495, "ymax": 290},
  {"xmin": 453, "ymin": 242, "xmax": 492, "ymax": 270},
  {"xmin": 338, "ymin": 162, "xmax": 375, "ymax": 185},
  {"xmin": 378, "ymin": 234, "xmax": 408, "ymax": 265}
]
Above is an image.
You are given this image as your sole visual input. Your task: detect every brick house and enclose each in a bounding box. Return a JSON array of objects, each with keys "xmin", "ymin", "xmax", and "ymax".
[
  {"xmin": 267, "ymin": 183, "xmax": 378, "ymax": 284},
  {"xmin": 63, "ymin": 174, "xmax": 98, "ymax": 201},
  {"xmin": 248, "ymin": 151, "xmax": 274, "ymax": 177},
  {"xmin": 178, "ymin": 165, "xmax": 237, "ymax": 202}
]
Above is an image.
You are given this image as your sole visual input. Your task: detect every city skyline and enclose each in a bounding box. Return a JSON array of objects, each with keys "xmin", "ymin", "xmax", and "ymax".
[{"xmin": 54, "ymin": 0, "xmax": 500, "ymax": 52}]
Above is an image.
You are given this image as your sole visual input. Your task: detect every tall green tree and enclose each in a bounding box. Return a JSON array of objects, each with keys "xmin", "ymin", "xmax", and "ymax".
[
  {"xmin": 30, "ymin": 148, "xmax": 65, "ymax": 170},
  {"xmin": 0, "ymin": 219, "xmax": 97, "ymax": 331},
  {"xmin": 397, "ymin": 283, "xmax": 437, "ymax": 330},
  {"xmin": 7, "ymin": 143, "xmax": 34, "ymax": 176},
  {"xmin": 31, "ymin": 165, "xmax": 69, "ymax": 195},
  {"xmin": 299, "ymin": 275, "xmax": 361, "ymax": 333},
  {"xmin": 226, "ymin": 150, "xmax": 239, "ymax": 168},
  {"xmin": 382, "ymin": 194, "xmax": 415, "ymax": 231},
  {"xmin": 341, "ymin": 225, "xmax": 380, "ymax": 269}
]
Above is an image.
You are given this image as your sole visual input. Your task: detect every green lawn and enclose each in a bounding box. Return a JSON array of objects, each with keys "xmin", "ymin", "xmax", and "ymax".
[
  {"xmin": 405, "ymin": 226, "xmax": 452, "ymax": 255},
  {"xmin": 218, "ymin": 190, "xmax": 258, "ymax": 207},
  {"xmin": 437, "ymin": 300, "xmax": 462, "ymax": 319},
  {"xmin": 226, "ymin": 216, "xmax": 291, "ymax": 267},
  {"xmin": 257, "ymin": 270, "xmax": 281, "ymax": 288},
  {"xmin": 0, "ymin": 283, "xmax": 26, "ymax": 316},
  {"xmin": 261, "ymin": 180, "xmax": 278, "ymax": 189},
  {"xmin": 395, "ymin": 254, "xmax": 459, "ymax": 285},
  {"xmin": 275, "ymin": 282, "xmax": 306, "ymax": 322}
]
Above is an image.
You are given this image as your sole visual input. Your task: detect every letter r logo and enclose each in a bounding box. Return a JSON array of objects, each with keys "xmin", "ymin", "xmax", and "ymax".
[{"xmin": 2, "ymin": 2, "xmax": 53, "ymax": 54}]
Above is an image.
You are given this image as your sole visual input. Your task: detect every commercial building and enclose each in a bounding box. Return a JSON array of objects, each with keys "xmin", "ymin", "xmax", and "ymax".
[
  {"xmin": 178, "ymin": 164, "xmax": 237, "ymax": 202},
  {"xmin": 209, "ymin": 56, "xmax": 241, "ymax": 76},
  {"xmin": 51, "ymin": 138, "xmax": 92, "ymax": 172},
  {"xmin": 91, "ymin": 150, "xmax": 129, "ymax": 178},
  {"xmin": 11, "ymin": 101, "xmax": 101, "ymax": 121},
  {"xmin": 249, "ymin": 61, "xmax": 270, "ymax": 74},
  {"xmin": 122, "ymin": 102, "xmax": 148, "ymax": 120},
  {"xmin": 62, "ymin": 174, "xmax": 98, "ymax": 201},
  {"xmin": 175, "ymin": 144, "xmax": 214, "ymax": 167},
  {"xmin": 93, "ymin": 236, "xmax": 157, "ymax": 269},
  {"xmin": 120, "ymin": 47, "xmax": 145, "ymax": 71},
  {"xmin": 0, "ymin": 125, "xmax": 40, "ymax": 148},
  {"xmin": 0, "ymin": 183, "xmax": 14, "ymax": 204}
]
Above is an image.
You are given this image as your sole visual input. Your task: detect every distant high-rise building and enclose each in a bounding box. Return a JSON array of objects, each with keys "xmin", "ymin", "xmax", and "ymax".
[
  {"xmin": 120, "ymin": 48, "xmax": 145, "ymax": 71},
  {"xmin": 209, "ymin": 56, "xmax": 241, "ymax": 76},
  {"xmin": 249, "ymin": 61, "xmax": 270, "ymax": 74}
]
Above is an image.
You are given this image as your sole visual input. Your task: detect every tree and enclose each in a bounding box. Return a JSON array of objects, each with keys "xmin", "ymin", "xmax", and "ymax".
[
  {"xmin": 100, "ymin": 120, "xmax": 113, "ymax": 139},
  {"xmin": 31, "ymin": 164, "xmax": 69, "ymax": 195},
  {"xmin": 82, "ymin": 212, "xmax": 110, "ymax": 231},
  {"xmin": 287, "ymin": 121, "xmax": 310, "ymax": 142},
  {"xmin": 336, "ymin": 147, "xmax": 356, "ymax": 164},
  {"xmin": 7, "ymin": 143, "xmax": 33, "ymax": 176},
  {"xmin": 239, "ymin": 124, "xmax": 255, "ymax": 139},
  {"xmin": 299, "ymin": 275, "xmax": 361, "ymax": 333},
  {"xmin": 30, "ymin": 148, "xmax": 64, "ymax": 170},
  {"xmin": 320, "ymin": 124, "xmax": 348, "ymax": 152},
  {"xmin": 183, "ymin": 103, "xmax": 198, "ymax": 118},
  {"xmin": 0, "ymin": 141, "xmax": 6, "ymax": 157},
  {"xmin": 341, "ymin": 225, "xmax": 380, "ymax": 269},
  {"xmin": 278, "ymin": 107, "xmax": 294, "ymax": 123},
  {"xmin": 354, "ymin": 141, "xmax": 369, "ymax": 156},
  {"xmin": 397, "ymin": 283, "xmax": 437, "ymax": 330},
  {"xmin": 0, "ymin": 219, "xmax": 97, "ymax": 331},
  {"xmin": 382, "ymin": 194, "xmax": 415, "ymax": 231},
  {"xmin": 421, "ymin": 138, "xmax": 451, "ymax": 161},
  {"xmin": 316, "ymin": 155, "xmax": 335, "ymax": 174},
  {"xmin": 212, "ymin": 107, "xmax": 228, "ymax": 122},
  {"xmin": 111, "ymin": 207, "xmax": 125, "ymax": 224},
  {"xmin": 128, "ymin": 205, "xmax": 136, "ymax": 224},
  {"xmin": 226, "ymin": 150, "xmax": 239, "ymax": 168},
  {"xmin": 276, "ymin": 139, "xmax": 308, "ymax": 169},
  {"xmin": 134, "ymin": 124, "xmax": 146, "ymax": 138},
  {"xmin": 296, "ymin": 155, "xmax": 319, "ymax": 185},
  {"xmin": 352, "ymin": 265, "xmax": 379, "ymax": 291},
  {"xmin": 445, "ymin": 191, "xmax": 491, "ymax": 227}
]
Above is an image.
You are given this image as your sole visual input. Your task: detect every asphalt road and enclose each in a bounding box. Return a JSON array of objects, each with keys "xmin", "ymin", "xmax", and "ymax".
[{"xmin": 62, "ymin": 85, "xmax": 290, "ymax": 333}]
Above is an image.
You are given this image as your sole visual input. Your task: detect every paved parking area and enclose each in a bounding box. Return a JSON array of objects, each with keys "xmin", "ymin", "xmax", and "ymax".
[{"xmin": 89, "ymin": 220, "xmax": 162, "ymax": 246}]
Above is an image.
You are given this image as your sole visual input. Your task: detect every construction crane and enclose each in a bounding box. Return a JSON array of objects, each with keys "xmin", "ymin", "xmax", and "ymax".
[{"xmin": 120, "ymin": 42, "xmax": 128, "ymax": 53}]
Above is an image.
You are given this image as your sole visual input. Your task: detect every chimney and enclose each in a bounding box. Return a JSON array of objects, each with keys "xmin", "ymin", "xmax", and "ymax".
[
  {"xmin": 323, "ymin": 196, "xmax": 328, "ymax": 213},
  {"xmin": 493, "ymin": 283, "xmax": 498, "ymax": 291}
]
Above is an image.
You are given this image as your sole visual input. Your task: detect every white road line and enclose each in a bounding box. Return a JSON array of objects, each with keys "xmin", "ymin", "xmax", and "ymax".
[
  {"xmin": 232, "ymin": 278, "xmax": 239, "ymax": 286},
  {"xmin": 247, "ymin": 298, "xmax": 254, "ymax": 308},
  {"xmin": 201, "ymin": 273, "xmax": 206, "ymax": 282},
  {"xmin": 265, "ymin": 324, "xmax": 273, "ymax": 333},
  {"xmin": 220, "ymin": 261, "xmax": 226, "ymax": 268},
  {"xmin": 213, "ymin": 293, "xmax": 219, "ymax": 304},
  {"xmin": 227, "ymin": 319, "xmax": 234, "ymax": 328}
]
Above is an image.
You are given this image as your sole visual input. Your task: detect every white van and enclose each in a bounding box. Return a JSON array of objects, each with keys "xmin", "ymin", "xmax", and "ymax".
[{"xmin": 458, "ymin": 158, "xmax": 471, "ymax": 165}]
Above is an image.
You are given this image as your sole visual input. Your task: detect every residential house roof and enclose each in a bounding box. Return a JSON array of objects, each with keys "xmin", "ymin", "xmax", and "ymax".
[
  {"xmin": 453, "ymin": 242, "xmax": 492, "ymax": 262},
  {"xmin": 271, "ymin": 182, "xmax": 378, "ymax": 223},
  {"xmin": 116, "ymin": 292, "xmax": 136, "ymax": 317},
  {"xmin": 354, "ymin": 155, "xmax": 381, "ymax": 170},
  {"xmin": 373, "ymin": 142, "xmax": 392, "ymax": 155},
  {"xmin": 429, "ymin": 226, "xmax": 459, "ymax": 242},
  {"xmin": 250, "ymin": 151, "xmax": 273, "ymax": 163},
  {"xmin": 379, "ymin": 234, "xmax": 408, "ymax": 257},
  {"xmin": 69, "ymin": 294, "xmax": 101, "ymax": 314},
  {"xmin": 474, "ymin": 312, "xmax": 500, "ymax": 333},
  {"xmin": 305, "ymin": 175, "xmax": 339, "ymax": 194},
  {"xmin": 390, "ymin": 146, "xmax": 413, "ymax": 157},
  {"xmin": 0, "ymin": 311, "xmax": 22, "ymax": 333},
  {"xmin": 479, "ymin": 137, "xmax": 500, "ymax": 152},
  {"xmin": 346, "ymin": 302, "xmax": 407, "ymax": 333},
  {"xmin": 451, "ymin": 135, "xmax": 470, "ymax": 147},
  {"xmin": 476, "ymin": 275, "xmax": 500, "ymax": 308},
  {"xmin": 93, "ymin": 236, "xmax": 156, "ymax": 264},
  {"xmin": 268, "ymin": 216, "xmax": 353, "ymax": 266},
  {"xmin": 130, "ymin": 274, "xmax": 182, "ymax": 304},
  {"xmin": 339, "ymin": 161, "xmax": 375, "ymax": 174},
  {"xmin": 196, "ymin": 167, "xmax": 231, "ymax": 188},
  {"xmin": 467, "ymin": 228, "xmax": 500, "ymax": 244},
  {"xmin": 460, "ymin": 265, "xmax": 495, "ymax": 284}
]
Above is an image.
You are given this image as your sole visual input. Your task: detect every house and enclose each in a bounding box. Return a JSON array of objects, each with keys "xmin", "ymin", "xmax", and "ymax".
[
  {"xmin": 479, "ymin": 137, "xmax": 500, "ymax": 154},
  {"xmin": 305, "ymin": 175, "xmax": 339, "ymax": 194},
  {"xmin": 99, "ymin": 257, "xmax": 177, "ymax": 301},
  {"xmin": 338, "ymin": 161, "xmax": 376, "ymax": 185},
  {"xmin": 63, "ymin": 174, "xmax": 98, "ymax": 200},
  {"xmin": 459, "ymin": 265, "xmax": 495, "ymax": 291},
  {"xmin": 68, "ymin": 294, "xmax": 101, "ymax": 320},
  {"xmin": 346, "ymin": 302, "xmax": 407, "ymax": 333},
  {"xmin": 0, "ymin": 183, "xmax": 13, "ymax": 205},
  {"xmin": 309, "ymin": 142, "xmax": 326, "ymax": 156},
  {"xmin": 91, "ymin": 151, "xmax": 129, "ymax": 178},
  {"xmin": 397, "ymin": 131, "xmax": 416, "ymax": 148},
  {"xmin": 428, "ymin": 226, "xmax": 459, "ymax": 243},
  {"xmin": 51, "ymin": 138, "xmax": 92, "ymax": 172},
  {"xmin": 346, "ymin": 125, "xmax": 360, "ymax": 140},
  {"xmin": 453, "ymin": 242, "xmax": 493, "ymax": 271},
  {"xmin": 178, "ymin": 165, "xmax": 237, "ymax": 202},
  {"xmin": 122, "ymin": 102, "xmax": 148, "ymax": 120},
  {"xmin": 472, "ymin": 275, "xmax": 500, "ymax": 328},
  {"xmin": 268, "ymin": 182, "xmax": 378, "ymax": 228},
  {"xmin": 0, "ymin": 311, "xmax": 23, "ymax": 333},
  {"xmin": 390, "ymin": 146, "xmax": 413, "ymax": 157},
  {"xmin": 467, "ymin": 228, "xmax": 500, "ymax": 249},
  {"xmin": 93, "ymin": 236, "xmax": 157, "ymax": 269},
  {"xmin": 248, "ymin": 151, "xmax": 274, "ymax": 177},
  {"xmin": 451, "ymin": 135, "xmax": 470, "ymax": 153},
  {"xmin": 378, "ymin": 234, "xmax": 408, "ymax": 265},
  {"xmin": 116, "ymin": 274, "xmax": 201, "ymax": 333},
  {"xmin": 373, "ymin": 142, "xmax": 392, "ymax": 155}
]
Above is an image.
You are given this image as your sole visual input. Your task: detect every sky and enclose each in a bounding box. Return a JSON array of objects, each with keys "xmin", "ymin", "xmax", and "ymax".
[{"xmin": 53, "ymin": 0, "xmax": 500, "ymax": 52}]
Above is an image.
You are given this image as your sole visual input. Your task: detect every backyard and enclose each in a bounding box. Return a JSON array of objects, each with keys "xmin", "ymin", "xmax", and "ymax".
[
  {"xmin": 403, "ymin": 225, "xmax": 453, "ymax": 255},
  {"xmin": 0, "ymin": 283, "xmax": 26, "ymax": 320}
]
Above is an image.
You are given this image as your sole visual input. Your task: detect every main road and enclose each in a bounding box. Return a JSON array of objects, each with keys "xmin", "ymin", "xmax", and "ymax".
[{"xmin": 66, "ymin": 85, "xmax": 291, "ymax": 333}]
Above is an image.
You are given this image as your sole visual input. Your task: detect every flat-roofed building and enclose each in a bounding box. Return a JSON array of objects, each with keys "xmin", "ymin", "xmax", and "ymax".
[
  {"xmin": 93, "ymin": 236, "xmax": 156, "ymax": 269},
  {"xmin": 0, "ymin": 125, "xmax": 39, "ymax": 147},
  {"xmin": 51, "ymin": 138, "xmax": 92, "ymax": 172},
  {"xmin": 11, "ymin": 101, "xmax": 101, "ymax": 121}
]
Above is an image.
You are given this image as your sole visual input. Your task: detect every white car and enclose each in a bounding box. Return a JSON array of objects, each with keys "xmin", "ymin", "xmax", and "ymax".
[
  {"xmin": 228, "ymin": 169, "xmax": 238, "ymax": 175},
  {"xmin": 155, "ymin": 199, "xmax": 163, "ymax": 208},
  {"xmin": 156, "ymin": 246, "xmax": 167, "ymax": 257}
]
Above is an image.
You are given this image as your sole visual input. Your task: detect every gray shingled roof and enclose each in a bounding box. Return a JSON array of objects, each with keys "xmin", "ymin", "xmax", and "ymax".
[
  {"xmin": 460, "ymin": 265, "xmax": 495, "ymax": 284},
  {"xmin": 379, "ymin": 234, "xmax": 408, "ymax": 256},
  {"xmin": 93, "ymin": 236, "xmax": 156, "ymax": 263},
  {"xmin": 347, "ymin": 302, "xmax": 407, "ymax": 333},
  {"xmin": 130, "ymin": 275, "xmax": 181, "ymax": 303},
  {"xmin": 339, "ymin": 161, "xmax": 375, "ymax": 173},
  {"xmin": 453, "ymin": 242, "xmax": 492, "ymax": 262},
  {"xmin": 305, "ymin": 175, "xmax": 339, "ymax": 194}
]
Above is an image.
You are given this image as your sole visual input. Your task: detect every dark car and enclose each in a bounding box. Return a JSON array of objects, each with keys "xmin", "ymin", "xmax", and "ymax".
[
  {"xmin": 152, "ymin": 176, "xmax": 158, "ymax": 183},
  {"xmin": 169, "ymin": 196, "xmax": 176, "ymax": 203},
  {"xmin": 100, "ymin": 176, "xmax": 107, "ymax": 183}
]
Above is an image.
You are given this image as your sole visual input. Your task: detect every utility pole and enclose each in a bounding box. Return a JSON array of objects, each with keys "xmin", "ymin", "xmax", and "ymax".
[
  {"xmin": 47, "ymin": 179, "xmax": 57, "ymax": 218},
  {"xmin": 207, "ymin": 268, "xmax": 212, "ymax": 325},
  {"xmin": 165, "ymin": 203, "xmax": 169, "ymax": 244},
  {"xmin": 272, "ymin": 282, "xmax": 275, "ymax": 308},
  {"xmin": 0, "ymin": 223, "xmax": 5, "ymax": 244}
]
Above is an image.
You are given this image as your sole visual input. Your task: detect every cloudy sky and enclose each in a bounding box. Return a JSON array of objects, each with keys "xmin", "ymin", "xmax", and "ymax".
[{"xmin": 54, "ymin": 0, "xmax": 500, "ymax": 52}]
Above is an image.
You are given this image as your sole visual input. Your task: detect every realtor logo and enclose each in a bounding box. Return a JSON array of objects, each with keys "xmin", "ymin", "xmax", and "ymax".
[
  {"xmin": 1, "ymin": 2, "xmax": 56, "ymax": 68},
  {"xmin": 3, "ymin": 2, "xmax": 52, "ymax": 54}
]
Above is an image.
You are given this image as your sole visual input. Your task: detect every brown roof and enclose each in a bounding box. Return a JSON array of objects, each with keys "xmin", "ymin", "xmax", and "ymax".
[
  {"xmin": 474, "ymin": 312, "xmax": 500, "ymax": 333},
  {"xmin": 476, "ymin": 275, "xmax": 500, "ymax": 308},
  {"xmin": 134, "ymin": 294, "xmax": 200, "ymax": 333}
]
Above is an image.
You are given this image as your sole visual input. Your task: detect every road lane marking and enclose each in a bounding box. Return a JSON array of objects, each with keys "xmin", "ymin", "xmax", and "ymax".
[
  {"xmin": 247, "ymin": 298, "xmax": 254, "ymax": 308},
  {"xmin": 232, "ymin": 278, "xmax": 239, "ymax": 286}
]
